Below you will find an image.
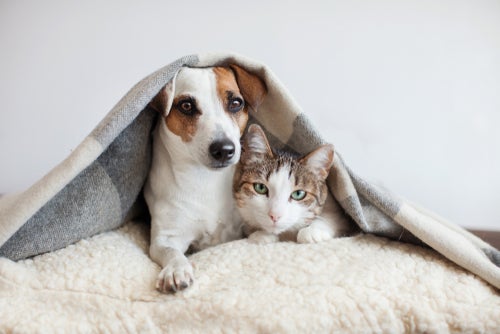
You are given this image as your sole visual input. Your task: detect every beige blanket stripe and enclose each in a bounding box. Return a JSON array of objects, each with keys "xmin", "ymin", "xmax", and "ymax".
[{"xmin": 395, "ymin": 202, "xmax": 500, "ymax": 289}]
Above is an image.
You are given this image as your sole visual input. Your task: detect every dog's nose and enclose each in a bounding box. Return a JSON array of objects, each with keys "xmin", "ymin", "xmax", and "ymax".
[{"xmin": 209, "ymin": 139, "xmax": 235, "ymax": 163}]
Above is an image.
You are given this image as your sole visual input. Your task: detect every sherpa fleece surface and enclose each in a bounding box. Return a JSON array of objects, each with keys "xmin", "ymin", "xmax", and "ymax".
[{"xmin": 0, "ymin": 221, "xmax": 498, "ymax": 333}]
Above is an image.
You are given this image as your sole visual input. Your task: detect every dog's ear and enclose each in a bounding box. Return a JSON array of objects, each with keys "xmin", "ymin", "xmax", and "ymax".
[
  {"xmin": 149, "ymin": 79, "xmax": 176, "ymax": 117},
  {"xmin": 230, "ymin": 64, "xmax": 267, "ymax": 112}
]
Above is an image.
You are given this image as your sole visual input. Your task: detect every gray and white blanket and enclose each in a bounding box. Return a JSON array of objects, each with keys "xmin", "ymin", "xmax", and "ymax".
[{"xmin": 0, "ymin": 52, "xmax": 499, "ymax": 289}]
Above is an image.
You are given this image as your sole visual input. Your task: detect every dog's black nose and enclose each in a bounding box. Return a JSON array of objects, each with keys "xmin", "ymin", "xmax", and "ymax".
[{"xmin": 209, "ymin": 139, "xmax": 235, "ymax": 163}]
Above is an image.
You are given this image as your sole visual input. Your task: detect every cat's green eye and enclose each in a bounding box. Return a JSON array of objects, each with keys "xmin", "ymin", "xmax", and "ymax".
[
  {"xmin": 253, "ymin": 183, "xmax": 268, "ymax": 195},
  {"xmin": 291, "ymin": 190, "xmax": 306, "ymax": 201}
]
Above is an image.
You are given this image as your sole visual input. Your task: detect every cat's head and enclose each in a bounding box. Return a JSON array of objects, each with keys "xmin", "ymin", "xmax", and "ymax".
[{"xmin": 234, "ymin": 124, "xmax": 334, "ymax": 234}]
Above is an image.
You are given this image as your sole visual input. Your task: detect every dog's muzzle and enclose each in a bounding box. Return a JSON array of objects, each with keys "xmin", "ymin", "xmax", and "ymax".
[{"xmin": 209, "ymin": 138, "xmax": 236, "ymax": 168}]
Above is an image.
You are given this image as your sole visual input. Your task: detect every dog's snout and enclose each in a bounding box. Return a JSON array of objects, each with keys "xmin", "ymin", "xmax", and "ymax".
[{"xmin": 209, "ymin": 139, "xmax": 235, "ymax": 163}]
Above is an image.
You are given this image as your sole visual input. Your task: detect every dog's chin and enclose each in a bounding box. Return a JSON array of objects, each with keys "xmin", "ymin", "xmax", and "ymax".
[
  {"xmin": 204, "ymin": 153, "xmax": 240, "ymax": 170},
  {"xmin": 206, "ymin": 160, "xmax": 236, "ymax": 170}
]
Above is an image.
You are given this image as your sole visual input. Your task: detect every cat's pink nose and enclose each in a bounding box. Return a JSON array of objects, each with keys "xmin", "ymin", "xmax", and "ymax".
[{"xmin": 269, "ymin": 212, "xmax": 281, "ymax": 223}]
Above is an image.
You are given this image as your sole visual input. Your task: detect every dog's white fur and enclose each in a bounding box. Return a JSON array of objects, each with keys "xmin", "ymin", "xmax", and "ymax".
[{"xmin": 144, "ymin": 66, "xmax": 265, "ymax": 292}]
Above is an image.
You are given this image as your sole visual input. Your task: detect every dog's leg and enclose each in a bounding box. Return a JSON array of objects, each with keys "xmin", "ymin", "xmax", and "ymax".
[{"xmin": 150, "ymin": 234, "xmax": 194, "ymax": 293}]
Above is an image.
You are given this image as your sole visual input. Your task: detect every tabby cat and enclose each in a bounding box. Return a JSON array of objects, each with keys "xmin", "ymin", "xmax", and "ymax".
[{"xmin": 233, "ymin": 124, "xmax": 351, "ymax": 244}]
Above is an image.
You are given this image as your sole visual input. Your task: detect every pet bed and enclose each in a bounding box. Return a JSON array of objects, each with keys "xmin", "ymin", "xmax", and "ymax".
[{"xmin": 0, "ymin": 52, "xmax": 499, "ymax": 332}]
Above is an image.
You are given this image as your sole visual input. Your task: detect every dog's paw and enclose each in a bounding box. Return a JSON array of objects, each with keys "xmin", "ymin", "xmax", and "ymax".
[
  {"xmin": 297, "ymin": 224, "xmax": 333, "ymax": 244},
  {"xmin": 156, "ymin": 257, "xmax": 194, "ymax": 293},
  {"xmin": 248, "ymin": 230, "xmax": 279, "ymax": 244}
]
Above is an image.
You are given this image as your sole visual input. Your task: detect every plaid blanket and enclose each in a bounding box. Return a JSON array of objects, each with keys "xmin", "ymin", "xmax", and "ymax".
[{"xmin": 1, "ymin": 52, "xmax": 499, "ymax": 289}]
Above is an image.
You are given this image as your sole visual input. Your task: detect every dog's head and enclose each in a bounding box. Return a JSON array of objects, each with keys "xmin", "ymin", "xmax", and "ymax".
[{"xmin": 150, "ymin": 65, "xmax": 267, "ymax": 169}]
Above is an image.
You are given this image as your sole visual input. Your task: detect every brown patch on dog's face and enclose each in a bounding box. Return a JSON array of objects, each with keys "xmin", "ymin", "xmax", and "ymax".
[
  {"xmin": 165, "ymin": 95, "xmax": 200, "ymax": 142},
  {"xmin": 213, "ymin": 67, "xmax": 248, "ymax": 134}
]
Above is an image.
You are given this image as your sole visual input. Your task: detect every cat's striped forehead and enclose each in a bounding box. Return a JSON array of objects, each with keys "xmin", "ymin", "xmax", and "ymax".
[
  {"xmin": 264, "ymin": 155, "xmax": 297, "ymax": 180},
  {"xmin": 239, "ymin": 154, "xmax": 322, "ymax": 193},
  {"xmin": 243, "ymin": 154, "xmax": 296, "ymax": 181}
]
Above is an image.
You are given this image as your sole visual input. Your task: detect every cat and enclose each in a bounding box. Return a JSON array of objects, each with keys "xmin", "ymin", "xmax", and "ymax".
[{"xmin": 233, "ymin": 124, "xmax": 352, "ymax": 244}]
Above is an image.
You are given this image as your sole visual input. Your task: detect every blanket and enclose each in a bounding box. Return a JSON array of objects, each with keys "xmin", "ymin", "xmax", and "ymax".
[
  {"xmin": 1, "ymin": 220, "xmax": 498, "ymax": 333},
  {"xmin": 0, "ymin": 52, "xmax": 499, "ymax": 294}
]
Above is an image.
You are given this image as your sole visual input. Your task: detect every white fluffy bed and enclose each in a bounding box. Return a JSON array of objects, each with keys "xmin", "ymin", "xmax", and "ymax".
[{"xmin": 1, "ymin": 220, "xmax": 498, "ymax": 333}]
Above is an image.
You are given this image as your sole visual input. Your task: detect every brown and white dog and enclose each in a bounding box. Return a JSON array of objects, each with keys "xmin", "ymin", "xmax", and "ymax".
[{"xmin": 144, "ymin": 65, "xmax": 267, "ymax": 292}]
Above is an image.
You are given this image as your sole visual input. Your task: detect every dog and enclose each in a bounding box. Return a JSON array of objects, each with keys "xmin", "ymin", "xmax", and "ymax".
[{"xmin": 144, "ymin": 64, "xmax": 267, "ymax": 292}]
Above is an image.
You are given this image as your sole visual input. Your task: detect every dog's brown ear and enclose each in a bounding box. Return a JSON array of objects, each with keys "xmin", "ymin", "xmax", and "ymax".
[
  {"xmin": 230, "ymin": 64, "xmax": 267, "ymax": 111},
  {"xmin": 149, "ymin": 80, "xmax": 175, "ymax": 117}
]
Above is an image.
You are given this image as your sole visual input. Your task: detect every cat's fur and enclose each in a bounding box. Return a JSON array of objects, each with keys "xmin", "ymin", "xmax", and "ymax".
[{"xmin": 233, "ymin": 124, "xmax": 352, "ymax": 244}]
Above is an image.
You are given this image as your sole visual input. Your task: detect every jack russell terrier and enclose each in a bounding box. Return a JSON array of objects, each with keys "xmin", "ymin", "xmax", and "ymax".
[{"xmin": 144, "ymin": 65, "xmax": 267, "ymax": 292}]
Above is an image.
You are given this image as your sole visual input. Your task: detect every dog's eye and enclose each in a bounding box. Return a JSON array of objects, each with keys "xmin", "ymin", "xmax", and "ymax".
[
  {"xmin": 178, "ymin": 100, "xmax": 196, "ymax": 115},
  {"xmin": 228, "ymin": 98, "xmax": 244, "ymax": 113}
]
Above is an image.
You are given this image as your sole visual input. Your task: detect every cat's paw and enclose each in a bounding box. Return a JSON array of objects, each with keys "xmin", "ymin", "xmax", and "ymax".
[
  {"xmin": 297, "ymin": 224, "xmax": 333, "ymax": 244},
  {"xmin": 248, "ymin": 230, "xmax": 279, "ymax": 244},
  {"xmin": 156, "ymin": 257, "xmax": 194, "ymax": 293}
]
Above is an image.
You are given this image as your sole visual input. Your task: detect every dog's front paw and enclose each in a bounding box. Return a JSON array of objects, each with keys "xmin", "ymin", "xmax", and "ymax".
[
  {"xmin": 297, "ymin": 224, "xmax": 333, "ymax": 244},
  {"xmin": 156, "ymin": 257, "xmax": 194, "ymax": 293},
  {"xmin": 248, "ymin": 230, "xmax": 279, "ymax": 244}
]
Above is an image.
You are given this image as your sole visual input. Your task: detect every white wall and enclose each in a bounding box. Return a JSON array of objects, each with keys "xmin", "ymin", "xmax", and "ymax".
[{"xmin": 1, "ymin": 0, "xmax": 499, "ymax": 230}]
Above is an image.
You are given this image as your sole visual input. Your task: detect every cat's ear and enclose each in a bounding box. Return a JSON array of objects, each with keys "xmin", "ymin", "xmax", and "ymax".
[
  {"xmin": 241, "ymin": 124, "xmax": 273, "ymax": 163},
  {"xmin": 300, "ymin": 144, "xmax": 334, "ymax": 179}
]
